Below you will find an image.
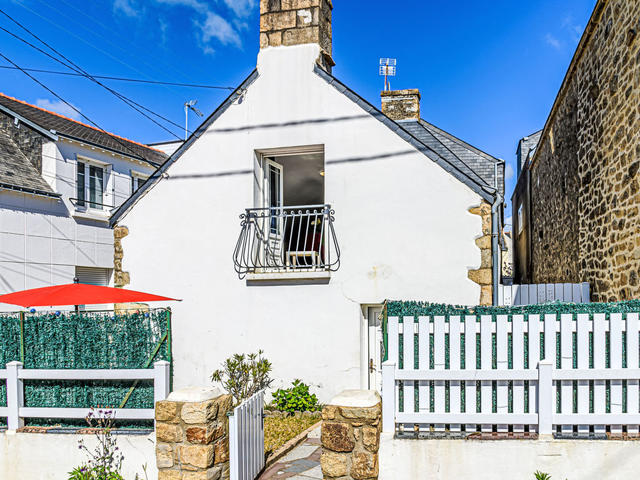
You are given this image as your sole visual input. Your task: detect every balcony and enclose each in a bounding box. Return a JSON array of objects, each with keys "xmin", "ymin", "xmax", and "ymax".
[{"xmin": 233, "ymin": 204, "xmax": 340, "ymax": 279}]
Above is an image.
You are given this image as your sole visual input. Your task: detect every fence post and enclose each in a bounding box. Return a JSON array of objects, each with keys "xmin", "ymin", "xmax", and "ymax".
[
  {"xmin": 153, "ymin": 360, "xmax": 170, "ymax": 405},
  {"xmin": 7, "ymin": 361, "xmax": 24, "ymax": 431},
  {"xmin": 382, "ymin": 360, "xmax": 396, "ymax": 433},
  {"xmin": 229, "ymin": 408, "xmax": 239, "ymax": 480},
  {"xmin": 537, "ymin": 359, "xmax": 553, "ymax": 437}
]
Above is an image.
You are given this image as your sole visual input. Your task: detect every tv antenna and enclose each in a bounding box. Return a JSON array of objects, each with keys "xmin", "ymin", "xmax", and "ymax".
[
  {"xmin": 184, "ymin": 100, "xmax": 203, "ymax": 140},
  {"xmin": 379, "ymin": 58, "xmax": 396, "ymax": 91}
]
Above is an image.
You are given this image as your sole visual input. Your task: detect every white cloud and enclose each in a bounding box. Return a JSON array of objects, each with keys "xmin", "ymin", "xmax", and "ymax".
[
  {"xmin": 562, "ymin": 15, "xmax": 583, "ymax": 43},
  {"xmin": 505, "ymin": 163, "xmax": 515, "ymax": 181},
  {"xmin": 36, "ymin": 99, "xmax": 81, "ymax": 120},
  {"xmin": 199, "ymin": 11, "xmax": 241, "ymax": 47},
  {"xmin": 153, "ymin": 0, "xmax": 245, "ymax": 54},
  {"xmin": 545, "ymin": 33, "xmax": 562, "ymax": 50},
  {"xmin": 220, "ymin": 0, "xmax": 256, "ymax": 18},
  {"xmin": 113, "ymin": 0, "xmax": 140, "ymax": 17}
]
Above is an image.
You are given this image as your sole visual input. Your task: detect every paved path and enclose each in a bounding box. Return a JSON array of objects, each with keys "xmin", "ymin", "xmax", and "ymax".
[{"xmin": 259, "ymin": 426, "xmax": 322, "ymax": 479}]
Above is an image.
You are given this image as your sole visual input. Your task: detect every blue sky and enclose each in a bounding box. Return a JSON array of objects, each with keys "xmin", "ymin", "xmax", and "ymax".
[{"xmin": 1, "ymin": 0, "xmax": 596, "ymax": 223}]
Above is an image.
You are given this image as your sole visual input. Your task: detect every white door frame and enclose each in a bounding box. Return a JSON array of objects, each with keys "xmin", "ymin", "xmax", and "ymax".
[{"xmin": 360, "ymin": 305, "xmax": 384, "ymax": 391}]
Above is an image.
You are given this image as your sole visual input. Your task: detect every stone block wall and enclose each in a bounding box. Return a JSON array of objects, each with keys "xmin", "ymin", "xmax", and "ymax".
[
  {"xmin": 468, "ymin": 201, "xmax": 493, "ymax": 305},
  {"xmin": 155, "ymin": 388, "xmax": 233, "ymax": 480},
  {"xmin": 522, "ymin": 0, "xmax": 640, "ymax": 302},
  {"xmin": 259, "ymin": 0, "xmax": 334, "ymax": 71},
  {"xmin": 321, "ymin": 390, "xmax": 382, "ymax": 480}
]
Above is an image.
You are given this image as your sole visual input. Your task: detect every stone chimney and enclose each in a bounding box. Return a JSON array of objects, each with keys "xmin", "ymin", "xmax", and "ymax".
[
  {"xmin": 380, "ymin": 89, "xmax": 421, "ymax": 121},
  {"xmin": 260, "ymin": 0, "xmax": 335, "ymax": 72}
]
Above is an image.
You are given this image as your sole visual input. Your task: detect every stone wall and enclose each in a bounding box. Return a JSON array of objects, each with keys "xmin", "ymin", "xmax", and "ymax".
[
  {"xmin": 380, "ymin": 90, "xmax": 421, "ymax": 121},
  {"xmin": 321, "ymin": 390, "xmax": 381, "ymax": 480},
  {"xmin": 113, "ymin": 225, "xmax": 130, "ymax": 287},
  {"xmin": 468, "ymin": 201, "xmax": 493, "ymax": 305},
  {"xmin": 525, "ymin": 0, "xmax": 640, "ymax": 302},
  {"xmin": 156, "ymin": 387, "xmax": 232, "ymax": 480},
  {"xmin": 259, "ymin": 0, "xmax": 334, "ymax": 72},
  {"xmin": 0, "ymin": 110, "xmax": 46, "ymax": 172}
]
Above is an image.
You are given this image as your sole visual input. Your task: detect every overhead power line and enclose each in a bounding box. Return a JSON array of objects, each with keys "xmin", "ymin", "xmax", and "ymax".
[
  {"xmin": 0, "ymin": 65, "xmax": 235, "ymax": 90},
  {"xmin": 0, "ymin": 51, "xmax": 149, "ymax": 162},
  {"xmin": 0, "ymin": 12, "xmax": 185, "ymax": 141}
]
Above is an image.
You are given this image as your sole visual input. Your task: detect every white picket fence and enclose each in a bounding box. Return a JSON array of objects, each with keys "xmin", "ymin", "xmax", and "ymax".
[
  {"xmin": 0, "ymin": 360, "xmax": 170, "ymax": 431},
  {"xmin": 229, "ymin": 390, "xmax": 265, "ymax": 480},
  {"xmin": 498, "ymin": 282, "xmax": 590, "ymax": 306},
  {"xmin": 382, "ymin": 313, "xmax": 640, "ymax": 436}
]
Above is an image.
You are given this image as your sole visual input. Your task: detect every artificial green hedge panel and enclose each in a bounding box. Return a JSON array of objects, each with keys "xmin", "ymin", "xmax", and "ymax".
[{"xmin": 0, "ymin": 309, "xmax": 171, "ymax": 425}]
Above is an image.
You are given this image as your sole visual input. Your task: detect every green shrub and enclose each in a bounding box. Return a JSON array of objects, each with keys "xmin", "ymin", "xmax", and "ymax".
[
  {"xmin": 211, "ymin": 350, "xmax": 273, "ymax": 406},
  {"xmin": 273, "ymin": 380, "xmax": 319, "ymax": 413},
  {"xmin": 534, "ymin": 472, "xmax": 552, "ymax": 480}
]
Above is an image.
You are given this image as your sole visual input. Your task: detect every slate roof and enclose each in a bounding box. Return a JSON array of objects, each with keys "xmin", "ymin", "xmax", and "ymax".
[
  {"xmin": 313, "ymin": 66, "xmax": 502, "ymax": 201},
  {"xmin": 0, "ymin": 93, "xmax": 167, "ymax": 166},
  {"xmin": 517, "ymin": 130, "xmax": 542, "ymax": 176},
  {"xmin": 0, "ymin": 130, "xmax": 58, "ymax": 197},
  {"xmin": 401, "ymin": 119, "xmax": 504, "ymax": 196}
]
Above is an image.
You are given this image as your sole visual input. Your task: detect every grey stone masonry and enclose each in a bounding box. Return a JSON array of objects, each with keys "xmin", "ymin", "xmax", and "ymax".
[
  {"xmin": 260, "ymin": 0, "xmax": 334, "ymax": 72},
  {"xmin": 380, "ymin": 89, "xmax": 421, "ymax": 121}
]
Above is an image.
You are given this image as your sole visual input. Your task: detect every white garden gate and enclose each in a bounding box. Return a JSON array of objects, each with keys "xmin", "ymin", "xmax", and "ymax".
[
  {"xmin": 382, "ymin": 312, "xmax": 640, "ymax": 437},
  {"xmin": 229, "ymin": 390, "xmax": 265, "ymax": 480}
]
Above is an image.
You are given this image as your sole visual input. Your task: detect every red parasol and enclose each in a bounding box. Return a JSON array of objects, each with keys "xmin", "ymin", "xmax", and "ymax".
[{"xmin": 0, "ymin": 282, "xmax": 178, "ymax": 308}]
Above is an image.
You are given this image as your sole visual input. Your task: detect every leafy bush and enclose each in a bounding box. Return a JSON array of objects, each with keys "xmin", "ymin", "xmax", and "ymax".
[
  {"xmin": 273, "ymin": 380, "xmax": 319, "ymax": 413},
  {"xmin": 68, "ymin": 409, "xmax": 124, "ymax": 480},
  {"xmin": 211, "ymin": 350, "xmax": 273, "ymax": 406},
  {"xmin": 534, "ymin": 472, "xmax": 552, "ymax": 480}
]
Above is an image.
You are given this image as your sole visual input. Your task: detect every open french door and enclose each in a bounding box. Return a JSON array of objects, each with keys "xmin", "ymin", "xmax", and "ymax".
[{"xmin": 263, "ymin": 158, "xmax": 284, "ymax": 266}]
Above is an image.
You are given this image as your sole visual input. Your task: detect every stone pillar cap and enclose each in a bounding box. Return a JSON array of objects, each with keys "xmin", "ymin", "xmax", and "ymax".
[
  {"xmin": 328, "ymin": 389, "xmax": 381, "ymax": 408},
  {"xmin": 167, "ymin": 386, "xmax": 223, "ymax": 402}
]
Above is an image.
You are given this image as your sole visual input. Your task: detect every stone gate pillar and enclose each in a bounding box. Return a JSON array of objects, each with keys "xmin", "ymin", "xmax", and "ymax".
[
  {"xmin": 155, "ymin": 386, "xmax": 232, "ymax": 480},
  {"xmin": 321, "ymin": 390, "xmax": 382, "ymax": 480}
]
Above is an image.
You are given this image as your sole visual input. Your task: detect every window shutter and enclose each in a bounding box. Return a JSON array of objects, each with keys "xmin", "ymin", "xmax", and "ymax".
[{"xmin": 75, "ymin": 267, "xmax": 111, "ymax": 286}]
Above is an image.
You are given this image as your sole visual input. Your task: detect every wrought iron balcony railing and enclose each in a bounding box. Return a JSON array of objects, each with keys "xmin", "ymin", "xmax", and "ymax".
[{"xmin": 233, "ymin": 204, "xmax": 340, "ymax": 277}]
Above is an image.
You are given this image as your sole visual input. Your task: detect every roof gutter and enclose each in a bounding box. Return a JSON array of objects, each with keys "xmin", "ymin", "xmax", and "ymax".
[{"xmin": 0, "ymin": 182, "xmax": 61, "ymax": 199}]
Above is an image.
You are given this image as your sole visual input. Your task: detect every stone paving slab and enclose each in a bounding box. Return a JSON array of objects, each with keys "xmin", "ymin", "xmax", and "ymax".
[{"xmin": 259, "ymin": 426, "xmax": 322, "ymax": 480}]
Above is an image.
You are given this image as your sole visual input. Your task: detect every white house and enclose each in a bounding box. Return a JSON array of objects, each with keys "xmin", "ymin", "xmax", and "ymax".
[
  {"xmin": 0, "ymin": 93, "xmax": 166, "ymax": 307},
  {"xmin": 110, "ymin": 0, "xmax": 504, "ymax": 400}
]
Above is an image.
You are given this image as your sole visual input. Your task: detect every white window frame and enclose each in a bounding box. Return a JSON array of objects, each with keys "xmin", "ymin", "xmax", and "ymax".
[
  {"xmin": 75, "ymin": 155, "xmax": 112, "ymax": 212},
  {"xmin": 517, "ymin": 203, "xmax": 524, "ymax": 234},
  {"xmin": 130, "ymin": 170, "xmax": 149, "ymax": 195}
]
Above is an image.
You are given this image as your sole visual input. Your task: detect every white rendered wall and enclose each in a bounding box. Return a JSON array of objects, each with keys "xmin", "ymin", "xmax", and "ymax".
[
  {"xmin": 0, "ymin": 432, "xmax": 156, "ymax": 480},
  {"xmin": 0, "ymin": 139, "xmax": 157, "ymax": 305},
  {"xmin": 380, "ymin": 435, "xmax": 640, "ymax": 479},
  {"xmin": 118, "ymin": 44, "xmax": 485, "ymax": 401}
]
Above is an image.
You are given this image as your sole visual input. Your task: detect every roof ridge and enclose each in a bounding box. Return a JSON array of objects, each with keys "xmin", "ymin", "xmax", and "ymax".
[{"xmin": 0, "ymin": 92, "xmax": 164, "ymax": 154}]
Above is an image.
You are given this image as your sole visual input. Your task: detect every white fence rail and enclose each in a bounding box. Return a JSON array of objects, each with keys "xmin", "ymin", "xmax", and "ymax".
[
  {"xmin": 498, "ymin": 283, "xmax": 590, "ymax": 306},
  {"xmin": 382, "ymin": 313, "xmax": 640, "ymax": 437},
  {"xmin": 0, "ymin": 360, "xmax": 170, "ymax": 431},
  {"xmin": 229, "ymin": 390, "xmax": 265, "ymax": 480}
]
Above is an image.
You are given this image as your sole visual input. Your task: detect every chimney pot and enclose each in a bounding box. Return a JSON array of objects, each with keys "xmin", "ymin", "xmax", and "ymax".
[{"xmin": 381, "ymin": 89, "xmax": 421, "ymax": 121}]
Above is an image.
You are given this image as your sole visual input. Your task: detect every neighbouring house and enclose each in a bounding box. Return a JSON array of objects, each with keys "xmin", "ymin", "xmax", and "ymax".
[
  {"xmin": 0, "ymin": 93, "xmax": 166, "ymax": 307},
  {"xmin": 110, "ymin": 0, "xmax": 504, "ymax": 400},
  {"xmin": 511, "ymin": 0, "xmax": 640, "ymax": 302}
]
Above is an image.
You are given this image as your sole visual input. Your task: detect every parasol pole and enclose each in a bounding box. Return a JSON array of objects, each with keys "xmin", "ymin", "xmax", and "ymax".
[{"xmin": 73, "ymin": 276, "xmax": 79, "ymax": 313}]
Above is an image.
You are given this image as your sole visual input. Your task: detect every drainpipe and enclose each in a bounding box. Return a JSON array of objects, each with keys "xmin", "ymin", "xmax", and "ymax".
[{"xmin": 491, "ymin": 193, "xmax": 504, "ymax": 306}]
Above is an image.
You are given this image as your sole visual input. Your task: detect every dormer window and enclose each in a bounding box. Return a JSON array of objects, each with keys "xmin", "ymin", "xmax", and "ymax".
[
  {"xmin": 75, "ymin": 157, "xmax": 111, "ymax": 211},
  {"xmin": 130, "ymin": 171, "xmax": 149, "ymax": 194}
]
